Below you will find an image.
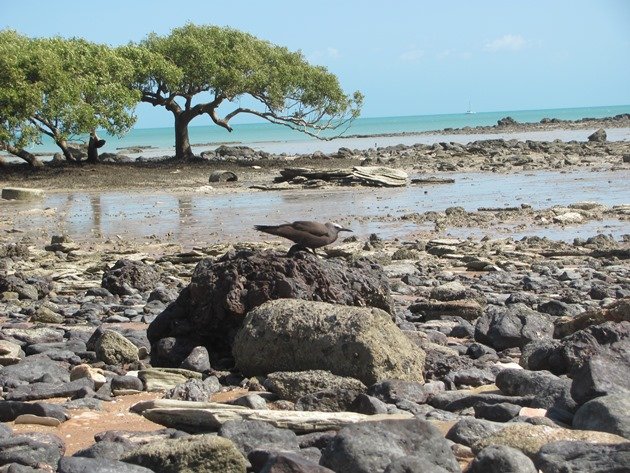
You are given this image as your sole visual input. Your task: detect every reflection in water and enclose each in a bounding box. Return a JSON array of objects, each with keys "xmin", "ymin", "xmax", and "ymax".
[{"xmin": 3, "ymin": 169, "xmax": 629, "ymax": 246}]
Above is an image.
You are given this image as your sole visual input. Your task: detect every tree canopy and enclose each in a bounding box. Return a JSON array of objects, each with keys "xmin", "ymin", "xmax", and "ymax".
[
  {"xmin": 1, "ymin": 24, "xmax": 362, "ymax": 165},
  {"xmin": 126, "ymin": 24, "xmax": 363, "ymax": 159},
  {"xmin": 0, "ymin": 31, "xmax": 141, "ymax": 165}
]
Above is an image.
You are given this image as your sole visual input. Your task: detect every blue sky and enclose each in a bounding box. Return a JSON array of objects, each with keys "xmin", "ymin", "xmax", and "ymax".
[{"xmin": 2, "ymin": 0, "xmax": 629, "ymax": 128}]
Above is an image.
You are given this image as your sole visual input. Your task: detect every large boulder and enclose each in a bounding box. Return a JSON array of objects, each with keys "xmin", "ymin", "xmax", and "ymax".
[
  {"xmin": 573, "ymin": 394, "xmax": 630, "ymax": 439},
  {"xmin": 121, "ymin": 434, "xmax": 247, "ymax": 473},
  {"xmin": 475, "ymin": 304, "xmax": 554, "ymax": 351},
  {"xmin": 101, "ymin": 259, "xmax": 161, "ymax": 296},
  {"xmin": 264, "ymin": 370, "xmax": 366, "ymax": 402},
  {"xmin": 148, "ymin": 250, "xmax": 394, "ymax": 365},
  {"xmin": 319, "ymin": 418, "xmax": 459, "ymax": 473},
  {"xmin": 233, "ymin": 299, "xmax": 425, "ymax": 386},
  {"xmin": 536, "ymin": 441, "xmax": 630, "ymax": 473}
]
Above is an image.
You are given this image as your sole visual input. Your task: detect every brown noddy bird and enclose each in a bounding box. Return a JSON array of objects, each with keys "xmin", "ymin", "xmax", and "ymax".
[{"xmin": 254, "ymin": 220, "xmax": 352, "ymax": 254}]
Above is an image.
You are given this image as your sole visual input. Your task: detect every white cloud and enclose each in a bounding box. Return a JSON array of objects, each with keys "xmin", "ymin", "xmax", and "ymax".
[
  {"xmin": 399, "ymin": 48, "xmax": 425, "ymax": 62},
  {"xmin": 484, "ymin": 34, "xmax": 527, "ymax": 52},
  {"xmin": 308, "ymin": 47, "xmax": 341, "ymax": 62}
]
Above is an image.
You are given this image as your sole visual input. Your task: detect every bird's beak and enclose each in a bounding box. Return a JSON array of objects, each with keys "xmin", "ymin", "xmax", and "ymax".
[{"xmin": 339, "ymin": 227, "xmax": 353, "ymax": 233}]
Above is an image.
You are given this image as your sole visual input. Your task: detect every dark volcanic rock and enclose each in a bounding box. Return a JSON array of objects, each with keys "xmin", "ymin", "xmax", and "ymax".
[
  {"xmin": 0, "ymin": 432, "xmax": 65, "ymax": 469},
  {"xmin": 0, "ymin": 401, "xmax": 69, "ymax": 422},
  {"xmin": 535, "ymin": 441, "xmax": 630, "ymax": 473},
  {"xmin": 101, "ymin": 259, "xmax": 161, "ymax": 296},
  {"xmin": 495, "ymin": 368, "xmax": 576, "ymax": 412},
  {"xmin": 474, "ymin": 304, "xmax": 554, "ymax": 350},
  {"xmin": 148, "ymin": 250, "xmax": 394, "ymax": 365},
  {"xmin": 560, "ymin": 321, "xmax": 629, "ymax": 375},
  {"xmin": 0, "ymin": 354, "xmax": 69, "ymax": 387},
  {"xmin": 320, "ymin": 418, "xmax": 459, "ymax": 473},
  {"xmin": 218, "ymin": 419, "xmax": 299, "ymax": 456},
  {"xmin": 469, "ymin": 445, "xmax": 537, "ymax": 473},
  {"xmin": 446, "ymin": 417, "xmax": 505, "ymax": 448},
  {"xmin": 5, "ymin": 378, "xmax": 95, "ymax": 402},
  {"xmin": 587, "ymin": 128, "xmax": 607, "ymax": 142},
  {"xmin": 572, "ymin": 394, "xmax": 630, "ymax": 439}
]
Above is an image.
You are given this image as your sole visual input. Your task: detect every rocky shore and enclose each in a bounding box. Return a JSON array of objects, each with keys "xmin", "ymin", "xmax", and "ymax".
[{"xmin": 0, "ymin": 128, "xmax": 629, "ymax": 472}]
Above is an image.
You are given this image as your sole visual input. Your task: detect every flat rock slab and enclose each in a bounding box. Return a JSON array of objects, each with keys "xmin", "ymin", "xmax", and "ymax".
[
  {"xmin": 139, "ymin": 405, "xmax": 413, "ymax": 434},
  {"xmin": 1, "ymin": 187, "xmax": 44, "ymax": 200}
]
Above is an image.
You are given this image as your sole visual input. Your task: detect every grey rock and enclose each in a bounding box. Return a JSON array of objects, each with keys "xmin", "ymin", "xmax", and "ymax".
[
  {"xmin": 26, "ymin": 340, "xmax": 87, "ymax": 356},
  {"xmin": 1, "ymin": 327, "xmax": 64, "ymax": 346},
  {"xmin": 429, "ymin": 390, "xmax": 535, "ymax": 412},
  {"xmin": 218, "ymin": 419, "xmax": 299, "ymax": 456},
  {"xmin": 0, "ymin": 432, "xmax": 65, "ymax": 469},
  {"xmin": 229, "ymin": 394, "xmax": 268, "ymax": 410},
  {"xmin": 587, "ymin": 128, "xmax": 607, "ymax": 142},
  {"xmin": 560, "ymin": 321, "xmax": 629, "ymax": 375},
  {"xmin": 95, "ymin": 330, "xmax": 139, "ymax": 365},
  {"xmin": 111, "ymin": 375, "xmax": 144, "ymax": 393},
  {"xmin": 58, "ymin": 457, "xmax": 155, "ymax": 473},
  {"xmin": 475, "ymin": 304, "xmax": 554, "ymax": 350},
  {"xmin": 0, "ymin": 401, "xmax": 69, "ymax": 422},
  {"xmin": 320, "ymin": 418, "xmax": 459, "ymax": 473},
  {"xmin": 468, "ymin": 445, "xmax": 537, "ymax": 473},
  {"xmin": 445, "ymin": 368, "xmax": 496, "ymax": 388},
  {"xmin": 571, "ymin": 353, "xmax": 630, "ymax": 405},
  {"xmin": 73, "ymin": 440, "xmax": 128, "ymax": 460},
  {"xmin": 179, "ymin": 346, "xmax": 211, "ymax": 372},
  {"xmin": 295, "ymin": 388, "xmax": 363, "ymax": 412},
  {"xmin": 446, "ymin": 417, "xmax": 506, "ymax": 448},
  {"xmin": 94, "ymin": 428, "xmax": 189, "ymax": 448},
  {"xmin": 0, "ymin": 273, "xmax": 39, "ymax": 300},
  {"xmin": 367, "ymin": 379, "xmax": 443, "ymax": 404},
  {"xmin": 121, "ymin": 434, "xmax": 247, "ymax": 473},
  {"xmin": 0, "ymin": 423, "xmax": 13, "ymax": 439},
  {"xmin": 350, "ymin": 393, "xmax": 390, "ymax": 414},
  {"xmin": 258, "ymin": 451, "xmax": 334, "ymax": 473},
  {"xmin": 234, "ymin": 300, "xmax": 425, "ymax": 386},
  {"xmin": 265, "ymin": 371, "xmax": 366, "ymax": 403},
  {"xmin": 101, "ymin": 259, "xmax": 161, "ymax": 296},
  {"xmin": 5, "ymin": 378, "xmax": 94, "ymax": 402},
  {"xmin": 495, "ymin": 369, "xmax": 576, "ymax": 412},
  {"xmin": 164, "ymin": 377, "xmax": 221, "ymax": 402},
  {"xmin": 572, "ymin": 393, "xmax": 630, "ymax": 439},
  {"xmin": 536, "ymin": 441, "xmax": 630, "ymax": 473},
  {"xmin": 474, "ymin": 402, "xmax": 522, "ymax": 422},
  {"xmin": 519, "ymin": 339, "xmax": 566, "ymax": 374},
  {"xmin": 384, "ymin": 455, "xmax": 454, "ymax": 473}
]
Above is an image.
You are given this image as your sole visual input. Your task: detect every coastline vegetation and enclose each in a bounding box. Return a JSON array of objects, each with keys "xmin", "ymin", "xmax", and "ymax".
[{"xmin": 0, "ymin": 24, "xmax": 363, "ymax": 167}]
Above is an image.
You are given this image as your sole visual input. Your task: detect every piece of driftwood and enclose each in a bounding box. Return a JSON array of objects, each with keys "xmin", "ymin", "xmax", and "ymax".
[
  {"xmin": 276, "ymin": 166, "xmax": 408, "ymax": 187},
  {"xmin": 132, "ymin": 400, "xmax": 413, "ymax": 434}
]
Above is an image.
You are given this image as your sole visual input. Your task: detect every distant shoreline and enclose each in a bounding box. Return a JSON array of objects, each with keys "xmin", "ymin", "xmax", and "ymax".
[{"xmin": 341, "ymin": 113, "xmax": 630, "ymax": 140}]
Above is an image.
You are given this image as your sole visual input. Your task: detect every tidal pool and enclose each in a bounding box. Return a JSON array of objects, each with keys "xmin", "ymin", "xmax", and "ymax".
[{"xmin": 2, "ymin": 169, "xmax": 629, "ymax": 246}]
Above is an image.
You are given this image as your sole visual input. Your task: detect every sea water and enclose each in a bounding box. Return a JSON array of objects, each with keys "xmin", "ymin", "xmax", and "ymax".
[{"xmin": 17, "ymin": 104, "xmax": 630, "ymax": 158}]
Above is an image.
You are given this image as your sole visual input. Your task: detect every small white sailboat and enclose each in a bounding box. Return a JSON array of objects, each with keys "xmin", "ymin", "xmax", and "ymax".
[{"xmin": 466, "ymin": 101, "xmax": 475, "ymax": 114}]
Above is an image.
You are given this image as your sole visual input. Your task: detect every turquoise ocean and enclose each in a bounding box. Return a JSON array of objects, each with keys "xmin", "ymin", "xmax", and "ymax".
[{"xmin": 23, "ymin": 104, "xmax": 630, "ymax": 156}]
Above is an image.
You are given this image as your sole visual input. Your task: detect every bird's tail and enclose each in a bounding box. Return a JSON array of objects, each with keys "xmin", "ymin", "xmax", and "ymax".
[{"xmin": 254, "ymin": 225, "xmax": 274, "ymax": 232}]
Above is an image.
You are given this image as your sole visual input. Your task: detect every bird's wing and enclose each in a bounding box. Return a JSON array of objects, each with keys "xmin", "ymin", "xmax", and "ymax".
[{"xmin": 292, "ymin": 221, "xmax": 329, "ymax": 237}]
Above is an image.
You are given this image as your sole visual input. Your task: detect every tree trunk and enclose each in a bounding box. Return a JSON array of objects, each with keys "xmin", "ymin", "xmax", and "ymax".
[
  {"xmin": 55, "ymin": 139, "xmax": 78, "ymax": 162},
  {"xmin": 174, "ymin": 112, "xmax": 195, "ymax": 160},
  {"xmin": 87, "ymin": 131, "xmax": 106, "ymax": 163},
  {"xmin": 4, "ymin": 144, "xmax": 43, "ymax": 167}
]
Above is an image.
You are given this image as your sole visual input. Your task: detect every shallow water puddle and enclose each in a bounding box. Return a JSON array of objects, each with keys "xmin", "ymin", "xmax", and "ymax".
[{"xmin": 2, "ymin": 169, "xmax": 629, "ymax": 245}]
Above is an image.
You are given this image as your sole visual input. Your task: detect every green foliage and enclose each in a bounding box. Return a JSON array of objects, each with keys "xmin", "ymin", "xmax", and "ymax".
[
  {"xmin": 0, "ymin": 30, "xmax": 141, "ymax": 157},
  {"xmin": 0, "ymin": 30, "xmax": 41, "ymax": 149},
  {"xmin": 133, "ymin": 23, "xmax": 362, "ymax": 136}
]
